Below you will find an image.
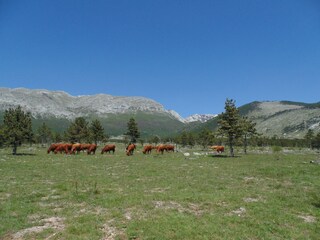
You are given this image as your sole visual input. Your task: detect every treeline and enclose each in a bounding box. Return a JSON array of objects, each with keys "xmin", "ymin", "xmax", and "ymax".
[
  {"xmin": 1, "ymin": 105, "xmax": 320, "ymax": 155},
  {"xmin": 171, "ymin": 130, "xmax": 320, "ymax": 149}
]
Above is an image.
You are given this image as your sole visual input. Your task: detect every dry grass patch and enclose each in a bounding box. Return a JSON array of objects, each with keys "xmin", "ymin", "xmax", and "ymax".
[{"xmin": 11, "ymin": 217, "xmax": 65, "ymax": 239}]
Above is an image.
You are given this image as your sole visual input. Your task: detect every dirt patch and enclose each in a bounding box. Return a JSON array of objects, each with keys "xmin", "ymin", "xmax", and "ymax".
[
  {"xmin": 243, "ymin": 197, "xmax": 264, "ymax": 203},
  {"xmin": 154, "ymin": 201, "xmax": 204, "ymax": 216},
  {"xmin": 101, "ymin": 220, "xmax": 125, "ymax": 240},
  {"xmin": 298, "ymin": 215, "xmax": 316, "ymax": 223},
  {"xmin": 12, "ymin": 217, "xmax": 65, "ymax": 239},
  {"xmin": 227, "ymin": 207, "xmax": 246, "ymax": 217},
  {"xmin": 145, "ymin": 187, "xmax": 170, "ymax": 193}
]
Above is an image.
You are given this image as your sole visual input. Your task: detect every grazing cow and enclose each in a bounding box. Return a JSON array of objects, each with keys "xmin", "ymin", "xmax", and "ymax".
[
  {"xmin": 80, "ymin": 144, "xmax": 91, "ymax": 152},
  {"xmin": 142, "ymin": 145, "xmax": 154, "ymax": 154},
  {"xmin": 210, "ymin": 145, "xmax": 225, "ymax": 154},
  {"xmin": 126, "ymin": 143, "xmax": 136, "ymax": 156},
  {"xmin": 87, "ymin": 144, "xmax": 97, "ymax": 155},
  {"xmin": 165, "ymin": 144, "xmax": 175, "ymax": 152},
  {"xmin": 47, "ymin": 143, "xmax": 59, "ymax": 154},
  {"xmin": 54, "ymin": 143, "xmax": 72, "ymax": 154},
  {"xmin": 101, "ymin": 144, "xmax": 116, "ymax": 154},
  {"xmin": 156, "ymin": 144, "xmax": 167, "ymax": 154},
  {"xmin": 71, "ymin": 143, "xmax": 82, "ymax": 154}
]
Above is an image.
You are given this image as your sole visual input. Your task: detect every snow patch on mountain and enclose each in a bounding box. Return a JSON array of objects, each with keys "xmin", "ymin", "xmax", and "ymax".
[{"xmin": 185, "ymin": 114, "xmax": 217, "ymax": 123}]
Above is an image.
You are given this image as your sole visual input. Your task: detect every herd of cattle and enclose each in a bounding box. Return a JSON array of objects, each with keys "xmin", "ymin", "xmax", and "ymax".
[
  {"xmin": 47, "ymin": 143, "xmax": 224, "ymax": 156},
  {"xmin": 47, "ymin": 143, "xmax": 177, "ymax": 156}
]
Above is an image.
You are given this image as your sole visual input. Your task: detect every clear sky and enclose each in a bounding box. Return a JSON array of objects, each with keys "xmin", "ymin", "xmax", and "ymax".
[{"xmin": 1, "ymin": 0, "xmax": 319, "ymax": 117}]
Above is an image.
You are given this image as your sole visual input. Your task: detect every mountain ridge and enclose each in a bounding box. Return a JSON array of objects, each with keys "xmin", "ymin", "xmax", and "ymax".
[{"xmin": 1, "ymin": 88, "xmax": 319, "ymax": 138}]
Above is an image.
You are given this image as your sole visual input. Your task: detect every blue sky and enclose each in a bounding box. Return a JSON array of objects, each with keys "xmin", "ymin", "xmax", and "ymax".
[{"xmin": 1, "ymin": 0, "xmax": 320, "ymax": 117}]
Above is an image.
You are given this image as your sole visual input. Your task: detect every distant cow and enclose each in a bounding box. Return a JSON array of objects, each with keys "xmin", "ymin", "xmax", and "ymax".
[
  {"xmin": 126, "ymin": 143, "xmax": 136, "ymax": 156},
  {"xmin": 54, "ymin": 143, "xmax": 72, "ymax": 154},
  {"xmin": 71, "ymin": 143, "xmax": 82, "ymax": 154},
  {"xmin": 155, "ymin": 144, "xmax": 175, "ymax": 154},
  {"xmin": 210, "ymin": 145, "xmax": 225, "ymax": 154},
  {"xmin": 165, "ymin": 144, "xmax": 175, "ymax": 152},
  {"xmin": 80, "ymin": 144, "xmax": 91, "ymax": 152},
  {"xmin": 156, "ymin": 144, "xmax": 167, "ymax": 154},
  {"xmin": 142, "ymin": 145, "xmax": 154, "ymax": 154},
  {"xmin": 47, "ymin": 143, "xmax": 59, "ymax": 154},
  {"xmin": 101, "ymin": 144, "xmax": 116, "ymax": 154},
  {"xmin": 87, "ymin": 144, "xmax": 97, "ymax": 155}
]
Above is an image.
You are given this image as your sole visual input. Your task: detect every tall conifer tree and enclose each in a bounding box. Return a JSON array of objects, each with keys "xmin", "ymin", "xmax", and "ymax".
[{"xmin": 3, "ymin": 106, "xmax": 33, "ymax": 155}]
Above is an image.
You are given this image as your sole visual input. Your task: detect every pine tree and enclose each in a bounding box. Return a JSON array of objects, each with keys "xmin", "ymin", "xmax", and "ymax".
[
  {"xmin": 3, "ymin": 106, "xmax": 33, "ymax": 155},
  {"xmin": 240, "ymin": 116, "xmax": 257, "ymax": 154},
  {"xmin": 180, "ymin": 132, "xmax": 188, "ymax": 147},
  {"xmin": 125, "ymin": 117, "xmax": 140, "ymax": 143},
  {"xmin": 36, "ymin": 122, "xmax": 53, "ymax": 146},
  {"xmin": 218, "ymin": 99, "xmax": 242, "ymax": 157},
  {"xmin": 304, "ymin": 129, "xmax": 314, "ymax": 149},
  {"xmin": 198, "ymin": 129, "xmax": 215, "ymax": 149},
  {"xmin": 66, "ymin": 117, "xmax": 89, "ymax": 143},
  {"xmin": 89, "ymin": 119, "xmax": 107, "ymax": 144},
  {"xmin": 311, "ymin": 132, "xmax": 320, "ymax": 150}
]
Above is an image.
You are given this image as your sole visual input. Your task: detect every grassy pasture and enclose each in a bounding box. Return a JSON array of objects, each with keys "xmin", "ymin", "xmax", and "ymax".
[{"xmin": 0, "ymin": 145, "xmax": 319, "ymax": 239}]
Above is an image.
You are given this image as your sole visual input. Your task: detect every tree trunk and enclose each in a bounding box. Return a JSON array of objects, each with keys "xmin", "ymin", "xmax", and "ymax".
[
  {"xmin": 12, "ymin": 142, "xmax": 17, "ymax": 155},
  {"xmin": 244, "ymin": 135, "xmax": 248, "ymax": 154},
  {"xmin": 229, "ymin": 136, "xmax": 234, "ymax": 157}
]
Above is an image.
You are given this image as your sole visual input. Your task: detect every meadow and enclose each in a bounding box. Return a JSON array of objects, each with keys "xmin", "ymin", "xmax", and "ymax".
[{"xmin": 0, "ymin": 145, "xmax": 319, "ymax": 239}]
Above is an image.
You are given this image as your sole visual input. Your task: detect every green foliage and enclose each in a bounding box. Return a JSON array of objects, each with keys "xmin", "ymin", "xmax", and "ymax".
[
  {"xmin": 2, "ymin": 106, "xmax": 33, "ymax": 154},
  {"xmin": 218, "ymin": 99, "xmax": 243, "ymax": 157},
  {"xmin": 311, "ymin": 132, "xmax": 320, "ymax": 150},
  {"xmin": 240, "ymin": 116, "xmax": 257, "ymax": 154},
  {"xmin": 150, "ymin": 135, "xmax": 161, "ymax": 144},
  {"xmin": 197, "ymin": 129, "xmax": 215, "ymax": 149},
  {"xmin": 36, "ymin": 122, "xmax": 53, "ymax": 146},
  {"xmin": 66, "ymin": 117, "xmax": 89, "ymax": 143},
  {"xmin": 89, "ymin": 119, "xmax": 107, "ymax": 144},
  {"xmin": 304, "ymin": 129, "xmax": 314, "ymax": 149},
  {"xmin": 126, "ymin": 117, "xmax": 140, "ymax": 143}
]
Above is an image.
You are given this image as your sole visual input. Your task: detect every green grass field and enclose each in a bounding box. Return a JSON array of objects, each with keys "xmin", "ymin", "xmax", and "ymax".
[{"xmin": 0, "ymin": 145, "xmax": 319, "ymax": 239}]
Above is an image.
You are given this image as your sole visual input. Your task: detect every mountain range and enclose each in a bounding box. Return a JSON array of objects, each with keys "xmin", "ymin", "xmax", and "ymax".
[{"xmin": 0, "ymin": 87, "xmax": 319, "ymax": 138}]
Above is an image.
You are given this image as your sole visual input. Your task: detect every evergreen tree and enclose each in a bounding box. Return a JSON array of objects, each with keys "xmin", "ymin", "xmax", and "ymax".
[
  {"xmin": 188, "ymin": 132, "xmax": 195, "ymax": 148},
  {"xmin": 304, "ymin": 129, "xmax": 314, "ymax": 149},
  {"xmin": 311, "ymin": 132, "xmax": 320, "ymax": 150},
  {"xmin": 218, "ymin": 99, "xmax": 242, "ymax": 157},
  {"xmin": 36, "ymin": 122, "xmax": 53, "ymax": 146},
  {"xmin": 180, "ymin": 132, "xmax": 188, "ymax": 147},
  {"xmin": 0, "ymin": 125, "xmax": 5, "ymax": 147},
  {"xmin": 150, "ymin": 135, "xmax": 161, "ymax": 145},
  {"xmin": 3, "ymin": 106, "xmax": 33, "ymax": 155},
  {"xmin": 66, "ymin": 117, "xmax": 89, "ymax": 143},
  {"xmin": 240, "ymin": 116, "xmax": 257, "ymax": 154},
  {"xmin": 125, "ymin": 117, "xmax": 140, "ymax": 143},
  {"xmin": 53, "ymin": 132, "xmax": 62, "ymax": 143},
  {"xmin": 198, "ymin": 129, "xmax": 215, "ymax": 149},
  {"xmin": 89, "ymin": 119, "xmax": 107, "ymax": 144}
]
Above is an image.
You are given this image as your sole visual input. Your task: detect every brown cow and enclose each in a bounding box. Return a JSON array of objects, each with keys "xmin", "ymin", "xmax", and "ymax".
[
  {"xmin": 210, "ymin": 145, "xmax": 225, "ymax": 153},
  {"xmin": 87, "ymin": 144, "xmax": 97, "ymax": 155},
  {"xmin": 142, "ymin": 145, "xmax": 154, "ymax": 154},
  {"xmin": 71, "ymin": 143, "xmax": 82, "ymax": 154},
  {"xmin": 47, "ymin": 143, "xmax": 59, "ymax": 154},
  {"xmin": 54, "ymin": 143, "xmax": 72, "ymax": 154},
  {"xmin": 165, "ymin": 144, "xmax": 175, "ymax": 152},
  {"xmin": 80, "ymin": 144, "xmax": 91, "ymax": 152},
  {"xmin": 126, "ymin": 143, "xmax": 136, "ymax": 156},
  {"xmin": 101, "ymin": 144, "xmax": 116, "ymax": 154},
  {"xmin": 156, "ymin": 144, "xmax": 166, "ymax": 154}
]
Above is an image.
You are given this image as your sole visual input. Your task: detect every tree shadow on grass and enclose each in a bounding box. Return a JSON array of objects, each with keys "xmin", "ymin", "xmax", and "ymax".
[
  {"xmin": 312, "ymin": 202, "xmax": 320, "ymax": 209},
  {"xmin": 208, "ymin": 154, "xmax": 241, "ymax": 158},
  {"xmin": 12, "ymin": 153, "xmax": 37, "ymax": 156}
]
